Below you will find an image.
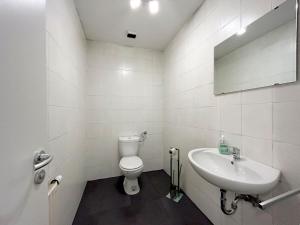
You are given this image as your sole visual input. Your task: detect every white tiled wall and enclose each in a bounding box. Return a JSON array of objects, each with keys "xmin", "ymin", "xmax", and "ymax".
[
  {"xmin": 86, "ymin": 41, "xmax": 164, "ymax": 180},
  {"xmin": 46, "ymin": 0, "xmax": 86, "ymax": 225},
  {"xmin": 163, "ymin": 0, "xmax": 300, "ymax": 224}
]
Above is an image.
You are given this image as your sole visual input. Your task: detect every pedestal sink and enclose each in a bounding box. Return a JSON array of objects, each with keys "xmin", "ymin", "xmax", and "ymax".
[{"xmin": 188, "ymin": 148, "xmax": 280, "ymax": 195}]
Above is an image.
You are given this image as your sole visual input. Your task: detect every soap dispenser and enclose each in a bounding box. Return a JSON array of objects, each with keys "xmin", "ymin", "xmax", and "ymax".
[{"xmin": 219, "ymin": 135, "xmax": 230, "ymax": 155}]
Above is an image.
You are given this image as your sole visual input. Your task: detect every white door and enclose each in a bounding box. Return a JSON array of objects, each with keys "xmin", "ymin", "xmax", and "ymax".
[{"xmin": 0, "ymin": 1, "xmax": 48, "ymax": 225}]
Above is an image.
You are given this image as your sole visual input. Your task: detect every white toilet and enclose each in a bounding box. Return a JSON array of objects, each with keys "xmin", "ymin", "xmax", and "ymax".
[{"xmin": 118, "ymin": 135, "xmax": 144, "ymax": 195}]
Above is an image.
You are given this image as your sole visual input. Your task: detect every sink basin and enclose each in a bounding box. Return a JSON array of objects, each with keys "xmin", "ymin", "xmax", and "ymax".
[{"xmin": 188, "ymin": 148, "xmax": 280, "ymax": 194}]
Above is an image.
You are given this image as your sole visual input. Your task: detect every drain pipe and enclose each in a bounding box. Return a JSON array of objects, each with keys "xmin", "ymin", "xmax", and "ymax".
[
  {"xmin": 220, "ymin": 189, "xmax": 262, "ymax": 215},
  {"xmin": 220, "ymin": 189, "xmax": 238, "ymax": 215}
]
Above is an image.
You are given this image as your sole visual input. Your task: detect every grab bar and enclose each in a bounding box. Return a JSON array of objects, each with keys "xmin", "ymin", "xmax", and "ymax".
[
  {"xmin": 258, "ymin": 188, "xmax": 300, "ymax": 209},
  {"xmin": 33, "ymin": 150, "xmax": 53, "ymax": 171}
]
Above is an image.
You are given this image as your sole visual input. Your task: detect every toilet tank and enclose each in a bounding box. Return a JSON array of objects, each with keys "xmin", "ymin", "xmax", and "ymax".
[{"xmin": 118, "ymin": 136, "xmax": 140, "ymax": 157}]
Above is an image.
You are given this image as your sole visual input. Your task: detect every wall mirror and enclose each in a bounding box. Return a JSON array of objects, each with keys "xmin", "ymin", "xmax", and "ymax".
[{"xmin": 214, "ymin": 0, "xmax": 298, "ymax": 95}]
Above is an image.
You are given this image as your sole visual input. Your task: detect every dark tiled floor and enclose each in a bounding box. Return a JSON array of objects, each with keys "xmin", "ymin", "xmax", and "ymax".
[{"xmin": 73, "ymin": 170, "xmax": 213, "ymax": 225}]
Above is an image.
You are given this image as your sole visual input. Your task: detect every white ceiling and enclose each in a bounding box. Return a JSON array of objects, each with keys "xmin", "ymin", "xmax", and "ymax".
[{"xmin": 74, "ymin": 0, "xmax": 204, "ymax": 50}]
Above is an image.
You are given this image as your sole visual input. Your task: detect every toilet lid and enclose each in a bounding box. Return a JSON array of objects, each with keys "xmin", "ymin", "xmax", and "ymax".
[{"xmin": 120, "ymin": 156, "xmax": 143, "ymax": 170}]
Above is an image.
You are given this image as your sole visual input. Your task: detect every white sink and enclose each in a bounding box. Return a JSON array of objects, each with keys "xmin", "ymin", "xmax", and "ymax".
[{"xmin": 188, "ymin": 148, "xmax": 280, "ymax": 194}]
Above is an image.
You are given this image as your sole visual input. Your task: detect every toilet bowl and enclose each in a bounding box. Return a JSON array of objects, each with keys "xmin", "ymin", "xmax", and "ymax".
[
  {"xmin": 119, "ymin": 156, "xmax": 143, "ymax": 195},
  {"xmin": 118, "ymin": 136, "xmax": 144, "ymax": 195}
]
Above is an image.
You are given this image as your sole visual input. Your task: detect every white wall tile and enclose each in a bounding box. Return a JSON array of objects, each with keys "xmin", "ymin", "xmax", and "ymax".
[
  {"xmin": 222, "ymin": 132, "xmax": 242, "ymax": 150},
  {"xmin": 48, "ymin": 106, "xmax": 67, "ymax": 140},
  {"xmin": 242, "ymin": 136, "xmax": 272, "ymax": 166},
  {"xmin": 203, "ymin": 130, "xmax": 221, "ymax": 148},
  {"xmin": 242, "ymin": 202, "xmax": 272, "ymax": 225},
  {"xmin": 86, "ymin": 41, "xmax": 164, "ymax": 180},
  {"xmin": 219, "ymin": 92, "xmax": 241, "ymax": 106},
  {"xmin": 46, "ymin": 0, "xmax": 87, "ymax": 224},
  {"xmin": 241, "ymin": 88, "xmax": 273, "ymax": 104},
  {"xmin": 242, "ymin": 104, "xmax": 272, "ymax": 139},
  {"xmin": 220, "ymin": 105, "xmax": 242, "ymax": 134},
  {"xmin": 47, "ymin": 70, "xmax": 67, "ymax": 106},
  {"xmin": 197, "ymin": 107, "xmax": 220, "ymax": 130},
  {"xmin": 87, "ymin": 109, "xmax": 111, "ymax": 123},
  {"xmin": 196, "ymin": 84, "xmax": 218, "ymax": 107},
  {"xmin": 273, "ymin": 81, "xmax": 300, "ymax": 102},
  {"xmin": 271, "ymin": 181, "xmax": 300, "ymax": 225},
  {"xmin": 273, "ymin": 102, "xmax": 300, "ymax": 145},
  {"xmin": 273, "ymin": 142, "xmax": 300, "ymax": 188},
  {"xmin": 86, "ymin": 123, "xmax": 112, "ymax": 139},
  {"xmin": 86, "ymin": 96, "xmax": 111, "ymax": 110},
  {"xmin": 185, "ymin": 184, "xmax": 221, "ymax": 225}
]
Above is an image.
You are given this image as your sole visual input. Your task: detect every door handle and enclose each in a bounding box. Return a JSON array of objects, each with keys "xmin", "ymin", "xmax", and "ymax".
[{"xmin": 33, "ymin": 150, "xmax": 53, "ymax": 171}]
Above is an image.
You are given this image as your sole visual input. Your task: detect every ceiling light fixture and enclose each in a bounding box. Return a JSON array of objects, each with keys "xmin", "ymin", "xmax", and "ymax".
[
  {"xmin": 149, "ymin": 0, "xmax": 159, "ymax": 14},
  {"xmin": 130, "ymin": 0, "xmax": 142, "ymax": 10}
]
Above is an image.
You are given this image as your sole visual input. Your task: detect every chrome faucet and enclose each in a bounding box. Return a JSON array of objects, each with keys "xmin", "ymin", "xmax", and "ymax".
[{"xmin": 231, "ymin": 147, "xmax": 240, "ymax": 162}]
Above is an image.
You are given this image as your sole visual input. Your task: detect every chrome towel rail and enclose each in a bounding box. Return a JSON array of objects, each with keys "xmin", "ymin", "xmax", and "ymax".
[{"xmin": 258, "ymin": 188, "xmax": 300, "ymax": 209}]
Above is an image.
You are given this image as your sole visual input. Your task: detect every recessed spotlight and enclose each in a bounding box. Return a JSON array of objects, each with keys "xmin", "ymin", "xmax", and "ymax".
[
  {"xmin": 149, "ymin": 0, "xmax": 159, "ymax": 14},
  {"xmin": 130, "ymin": 0, "xmax": 141, "ymax": 10},
  {"xmin": 236, "ymin": 27, "xmax": 246, "ymax": 36}
]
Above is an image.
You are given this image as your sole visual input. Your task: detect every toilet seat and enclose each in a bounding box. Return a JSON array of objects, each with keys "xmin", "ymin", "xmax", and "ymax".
[{"xmin": 119, "ymin": 156, "xmax": 143, "ymax": 171}]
